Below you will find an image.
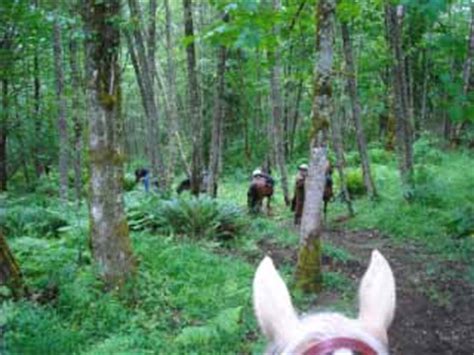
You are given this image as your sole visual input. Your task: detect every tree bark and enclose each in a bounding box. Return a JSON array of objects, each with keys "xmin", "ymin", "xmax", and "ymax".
[
  {"xmin": 0, "ymin": 232, "xmax": 26, "ymax": 299},
  {"xmin": 341, "ymin": 22, "xmax": 377, "ymax": 199},
  {"xmin": 33, "ymin": 42, "xmax": 43, "ymax": 178},
  {"xmin": 69, "ymin": 38, "xmax": 83, "ymax": 203},
  {"xmin": 164, "ymin": 0, "xmax": 190, "ymax": 180},
  {"xmin": 296, "ymin": 0, "xmax": 335, "ymax": 293},
  {"xmin": 207, "ymin": 13, "xmax": 228, "ymax": 197},
  {"xmin": 385, "ymin": 4, "xmax": 414, "ymax": 198},
  {"xmin": 269, "ymin": 0, "xmax": 290, "ymax": 206},
  {"xmin": 296, "ymin": 148, "xmax": 327, "ymax": 293},
  {"xmin": 127, "ymin": 0, "xmax": 166, "ymax": 189},
  {"xmin": 83, "ymin": 0, "xmax": 136, "ymax": 290},
  {"xmin": 0, "ymin": 79, "xmax": 7, "ymax": 191},
  {"xmin": 53, "ymin": 18, "xmax": 69, "ymax": 200},
  {"xmin": 183, "ymin": 0, "xmax": 203, "ymax": 195}
]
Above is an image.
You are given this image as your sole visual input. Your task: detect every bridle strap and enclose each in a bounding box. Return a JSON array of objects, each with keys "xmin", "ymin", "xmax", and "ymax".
[{"xmin": 302, "ymin": 337, "xmax": 377, "ymax": 355}]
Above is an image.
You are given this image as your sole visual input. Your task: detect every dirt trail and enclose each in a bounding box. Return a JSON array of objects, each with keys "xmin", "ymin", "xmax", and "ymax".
[{"xmin": 257, "ymin": 228, "xmax": 474, "ymax": 355}]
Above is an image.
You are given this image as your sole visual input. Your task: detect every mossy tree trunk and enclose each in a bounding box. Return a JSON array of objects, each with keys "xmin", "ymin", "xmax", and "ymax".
[
  {"xmin": 0, "ymin": 233, "xmax": 26, "ymax": 299},
  {"xmin": 83, "ymin": 0, "xmax": 136, "ymax": 290},
  {"xmin": 183, "ymin": 0, "xmax": 203, "ymax": 196},
  {"xmin": 0, "ymin": 79, "xmax": 7, "ymax": 192},
  {"xmin": 296, "ymin": 0, "xmax": 335, "ymax": 293}
]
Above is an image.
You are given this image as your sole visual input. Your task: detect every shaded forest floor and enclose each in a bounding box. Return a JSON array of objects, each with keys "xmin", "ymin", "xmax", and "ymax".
[{"xmin": 256, "ymin": 223, "xmax": 474, "ymax": 355}]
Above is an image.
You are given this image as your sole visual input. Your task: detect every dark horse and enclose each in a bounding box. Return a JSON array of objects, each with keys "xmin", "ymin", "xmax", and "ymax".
[
  {"xmin": 291, "ymin": 162, "xmax": 334, "ymax": 224},
  {"xmin": 176, "ymin": 171, "xmax": 210, "ymax": 195},
  {"xmin": 247, "ymin": 169, "xmax": 275, "ymax": 214}
]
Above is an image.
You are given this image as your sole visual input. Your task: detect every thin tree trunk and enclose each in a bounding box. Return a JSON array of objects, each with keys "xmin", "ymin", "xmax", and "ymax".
[
  {"xmin": 127, "ymin": 0, "xmax": 165, "ymax": 189},
  {"xmin": 164, "ymin": 0, "xmax": 190, "ymax": 181},
  {"xmin": 296, "ymin": 0, "xmax": 335, "ymax": 293},
  {"xmin": 183, "ymin": 0, "xmax": 203, "ymax": 196},
  {"xmin": 385, "ymin": 4, "xmax": 414, "ymax": 198},
  {"xmin": 207, "ymin": 13, "xmax": 228, "ymax": 197},
  {"xmin": 33, "ymin": 44, "xmax": 43, "ymax": 178},
  {"xmin": 269, "ymin": 0, "xmax": 290, "ymax": 206},
  {"xmin": 331, "ymin": 105, "xmax": 354, "ymax": 215},
  {"xmin": 0, "ymin": 232, "xmax": 26, "ymax": 299},
  {"xmin": 454, "ymin": 4, "xmax": 474, "ymax": 142},
  {"xmin": 53, "ymin": 18, "xmax": 69, "ymax": 200},
  {"xmin": 341, "ymin": 22, "xmax": 377, "ymax": 199},
  {"xmin": 83, "ymin": 0, "xmax": 136, "ymax": 290},
  {"xmin": 0, "ymin": 79, "xmax": 7, "ymax": 191},
  {"xmin": 69, "ymin": 38, "xmax": 83, "ymax": 203}
]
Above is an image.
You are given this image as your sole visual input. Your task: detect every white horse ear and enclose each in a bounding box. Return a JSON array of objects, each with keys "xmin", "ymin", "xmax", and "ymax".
[
  {"xmin": 358, "ymin": 250, "xmax": 396, "ymax": 343},
  {"xmin": 253, "ymin": 256, "xmax": 300, "ymax": 345}
]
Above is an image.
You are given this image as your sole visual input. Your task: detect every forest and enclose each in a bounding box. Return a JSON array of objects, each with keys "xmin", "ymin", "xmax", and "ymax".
[{"xmin": 0, "ymin": 0, "xmax": 473, "ymax": 353}]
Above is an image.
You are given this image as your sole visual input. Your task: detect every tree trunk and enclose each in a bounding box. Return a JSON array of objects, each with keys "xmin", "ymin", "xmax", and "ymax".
[
  {"xmin": 33, "ymin": 44, "xmax": 43, "ymax": 178},
  {"xmin": 183, "ymin": 0, "xmax": 203, "ymax": 196},
  {"xmin": 296, "ymin": 148, "xmax": 327, "ymax": 293},
  {"xmin": 207, "ymin": 13, "xmax": 228, "ymax": 197},
  {"xmin": 0, "ymin": 232, "xmax": 26, "ymax": 299},
  {"xmin": 331, "ymin": 106, "xmax": 354, "ymax": 216},
  {"xmin": 296, "ymin": 0, "xmax": 335, "ymax": 293},
  {"xmin": 53, "ymin": 18, "xmax": 69, "ymax": 201},
  {"xmin": 83, "ymin": 0, "xmax": 136, "ymax": 290},
  {"xmin": 164, "ymin": 0, "xmax": 190, "ymax": 181},
  {"xmin": 341, "ymin": 22, "xmax": 377, "ymax": 199},
  {"xmin": 69, "ymin": 38, "xmax": 83, "ymax": 203},
  {"xmin": 454, "ymin": 4, "xmax": 474, "ymax": 142},
  {"xmin": 127, "ymin": 0, "xmax": 166, "ymax": 189},
  {"xmin": 0, "ymin": 79, "xmax": 7, "ymax": 191},
  {"xmin": 385, "ymin": 4, "xmax": 414, "ymax": 198},
  {"xmin": 269, "ymin": 0, "xmax": 290, "ymax": 206}
]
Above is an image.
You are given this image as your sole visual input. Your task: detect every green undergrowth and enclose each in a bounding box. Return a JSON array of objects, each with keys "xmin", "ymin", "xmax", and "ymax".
[{"xmin": 331, "ymin": 147, "xmax": 474, "ymax": 264}]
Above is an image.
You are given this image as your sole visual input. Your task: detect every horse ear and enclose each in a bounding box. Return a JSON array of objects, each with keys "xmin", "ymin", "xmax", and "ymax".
[
  {"xmin": 253, "ymin": 257, "xmax": 299, "ymax": 345},
  {"xmin": 358, "ymin": 250, "xmax": 396, "ymax": 343}
]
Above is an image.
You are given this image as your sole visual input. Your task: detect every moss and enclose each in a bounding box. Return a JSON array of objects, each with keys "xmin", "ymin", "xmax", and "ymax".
[{"xmin": 295, "ymin": 232, "xmax": 323, "ymax": 293}]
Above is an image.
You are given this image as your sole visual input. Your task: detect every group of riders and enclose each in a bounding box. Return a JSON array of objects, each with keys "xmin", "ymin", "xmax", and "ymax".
[{"xmin": 135, "ymin": 162, "xmax": 334, "ymax": 225}]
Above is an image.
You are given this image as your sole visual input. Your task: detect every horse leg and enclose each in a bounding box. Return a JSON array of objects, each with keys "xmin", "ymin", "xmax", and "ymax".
[
  {"xmin": 266, "ymin": 196, "xmax": 271, "ymax": 216},
  {"xmin": 324, "ymin": 200, "xmax": 328, "ymax": 222}
]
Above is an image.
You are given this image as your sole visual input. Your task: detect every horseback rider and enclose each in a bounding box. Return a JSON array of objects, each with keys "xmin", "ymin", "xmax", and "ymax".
[{"xmin": 291, "ymin": 164, "xmax": 308, "ymax": 225}]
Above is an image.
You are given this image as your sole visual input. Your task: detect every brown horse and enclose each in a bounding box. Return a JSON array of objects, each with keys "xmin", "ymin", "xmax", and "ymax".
[
  {"xmin": 291, "ymin": 163, "xmax": 334, "ymax": 224},
  {"xmin": 248, "ymin": 170, "xmax": 275, "ymax": 214},
  {"xmin": 253, "ymin": 250, "xmax": 396, "ymax": 354}
]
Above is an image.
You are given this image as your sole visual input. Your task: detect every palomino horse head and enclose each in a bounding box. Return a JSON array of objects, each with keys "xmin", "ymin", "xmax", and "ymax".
[{"xmin": 253, "ymin": 250, "xmax": 396, "ymax": 354}]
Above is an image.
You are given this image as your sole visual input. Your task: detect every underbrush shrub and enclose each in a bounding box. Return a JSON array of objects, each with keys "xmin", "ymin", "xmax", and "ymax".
[
  {"xmin": 123, "ymin": 173, "xmax": 137, "ymax": 192},
  {"xmin": 368, "ymin": 147, "xmax": 393, "ymax": 165},
  {"xmin": 345, "ymin": 168, "xmax": 366, "ymax": 197},
  {"xmin": 127, "ymin": 195, "xmax": 247, "ymax": 241},
  {"xmin": 413, "ymin": 165, "xmax": 445, "ymax": 207},
  {"xmin": 414, "ymin": 133, "xmax": 444, "ymax": 165},
  {"xmin": 446, "ymin": 206, "xmax": 474, "ymax": 239},
  {"xmin": 2, "ymin": 204, "xmax": 68, "ymax": 238}
]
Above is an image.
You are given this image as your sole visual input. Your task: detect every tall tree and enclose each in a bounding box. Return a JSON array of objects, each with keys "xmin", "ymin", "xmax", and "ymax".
[
  {"xmin": 183, "ymin": 0, "xmax": 203, "ymax": 195},
  {"xmin": 83, "ymin": 0, "xmax": 136, "ymax": 289},
  {"xmin": 341, "ymin": 22, "xmax": 377, "ymax": 199},
  {"xmin": 268, "ymin": 0, "xmax": 290, "ymax": 206},
  {"xmin": 53, "ymin": 16, "xmax": 69, "ymax": 201},
  {"xmin": 127, "ymin": 0, "xmax": 166, "ymax": 189},
  {"xmin": 385, "ymin": 4, "xmax": 414, "ymax": 198},
  {"xmin": 207, "ymin": 12, "xmax": 228, "ymax": 197},
  {"xmin": 296, "ymin": 0, "xmax": 335, "ymax": 293},
  {"xmin": 69, "ymin": 36, "xmax": 83, "ymax": 203}
]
